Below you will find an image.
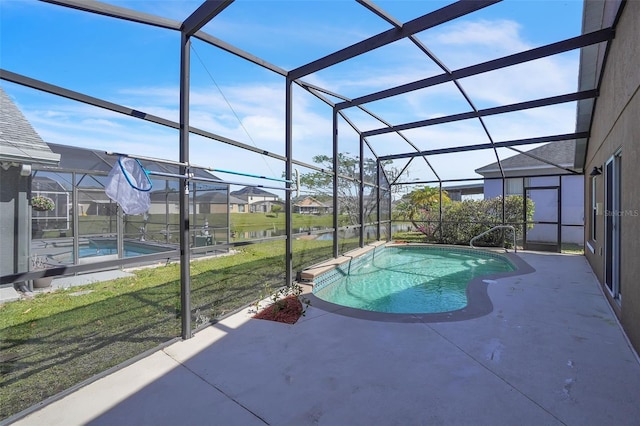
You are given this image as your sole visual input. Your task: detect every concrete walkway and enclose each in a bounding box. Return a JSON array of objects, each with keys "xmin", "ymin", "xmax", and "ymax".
[{"xmin": 13, "ymin": 253, "xmax": 640, "ymax": 426}]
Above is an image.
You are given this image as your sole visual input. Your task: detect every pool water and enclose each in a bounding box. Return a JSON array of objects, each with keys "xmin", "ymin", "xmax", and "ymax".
[
  {"xmin": 79, "ymin": 247, "xmax": 148, "ymax": 258},
  {"xmin": 80, "ymin": 241, "xmax": 171, "ymax": 258},
  {"xmin": 313, "ymin": 247, "xmax": 515, "ymax": 314}
]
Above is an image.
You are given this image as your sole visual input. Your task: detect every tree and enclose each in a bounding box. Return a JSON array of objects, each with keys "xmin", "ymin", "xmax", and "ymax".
[
  {"xmin": 394, "ymin": 186, "xmax": 451, "ymax": 237},
  {"xmin": 271, "ymin": 204, "xmax": 282, "ymax": 217},
  {"xmin": 430, "ymin": 195, "xmax": 534, "ymax": 245},
  {"xmin": 298, "ymin": 153, "xmax": 401, "ymax": 225}
]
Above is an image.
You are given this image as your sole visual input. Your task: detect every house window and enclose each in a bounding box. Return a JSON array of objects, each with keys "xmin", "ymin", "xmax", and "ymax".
[
  {"xmin": 238, "ymin": 204, "xmax": 245, "ymax": 213},
  {"xmin": 505, "ymin": 178, "xmax": 523, "ymax": 196},
  {"xmin": 591, "ymin": 176, "xmax": 597, "ymax": 241}
]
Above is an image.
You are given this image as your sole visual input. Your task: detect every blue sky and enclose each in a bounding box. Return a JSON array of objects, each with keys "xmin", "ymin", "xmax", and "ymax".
[{"xmin": 1, "ymin": 0, "xmax": 584, "ymax": 192}]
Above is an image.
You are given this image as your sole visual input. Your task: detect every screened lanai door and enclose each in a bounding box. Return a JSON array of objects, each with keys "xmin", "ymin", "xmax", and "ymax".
[{"xmin": 524, "ymin": 185, "xmax": 561, "ymax": 252}]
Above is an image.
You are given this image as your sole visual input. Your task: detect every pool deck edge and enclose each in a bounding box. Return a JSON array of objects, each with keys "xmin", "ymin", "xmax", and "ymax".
[
  {"xmin": 299, "ymin": 240, "xmax": 386, "ymax": 281},
  {"xmin": 299, "ymin": 244, "xmax": 536, "ymax": 323}
]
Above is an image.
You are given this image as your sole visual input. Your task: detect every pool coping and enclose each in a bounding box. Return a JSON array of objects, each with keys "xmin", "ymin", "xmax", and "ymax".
[{"xmin": 299, "ymin": 243, "xmax": 536, "ymax": 323}]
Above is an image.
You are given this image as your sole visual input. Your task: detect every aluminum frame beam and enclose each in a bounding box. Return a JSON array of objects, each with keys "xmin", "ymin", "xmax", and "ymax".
[
  {"xmin": 379, "ymin": 132, "xmax": 590, "ymax": 160},
  {"xmin": 182, "ymin": 0, "xmax": 234, "ymax": 37},
  {"xmin": 363, "ymin": 90, "xmax": 598, "ymax": 137},
  {"xmin": 397, "ymin": 172, "xmax": 577, "ymax": 186},
  {"xmin": 289, "ymin": 0, "xmax": 500, "ymax": 80},
  {"xmin": 294, "ymin": 80, "xmax": 440, "ymax": 181},
  {"xmin": 285, "ymin": 77, "xmax": 293, "ymax": 287},
  {"xmin": 41, "ymin": 0, "xmax": 287, "ymax": 77},
  {"xmin": 194, "ymin": 32, "xmax": 288, "ymax": 76},
  {"xmin": 0, "ymin": 69, "xmax": 290, "ymax": 163},
  {"xmin": 505, "ymin": 145, "xmax": 580, "ymax": 175},
  {"xmin": 1, "ymin": 69, "xmax": 179, "ymax": 128},
  {"xmin": 336, "ymin": 28, "xmax": 614, "ymax": 110},
  {"xmin": 356, "ymin": 0, "xmax": 402, "ymax": 27},
  {"xmin": 179, "ymin": 32, "xmax": 192, "ymax": 340},
  {"xmin": 40, "ymin": 0, "xmax": 181, "ymax": 30}
]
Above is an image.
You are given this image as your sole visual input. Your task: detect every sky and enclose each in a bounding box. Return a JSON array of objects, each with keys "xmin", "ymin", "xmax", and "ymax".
[{"xmin": 0, "ymin": 0, "xmax": 585, "ymax": 195}]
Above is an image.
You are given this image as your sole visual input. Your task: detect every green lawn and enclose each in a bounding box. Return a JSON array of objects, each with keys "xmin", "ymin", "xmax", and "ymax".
[
  {"xmin": 231, "ymin": 212, "xmax": 334, "ymax": 228},
  {"xmin": 0, "ymin": 239, "xmax": 334, "ymax": 421},
  {"xmin": 41, "ymin": 212, "xmax": 339, "ymax": 242}
]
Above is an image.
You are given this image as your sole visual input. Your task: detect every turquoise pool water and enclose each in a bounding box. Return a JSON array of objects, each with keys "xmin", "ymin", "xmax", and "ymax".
[
  {"xmin": 80, "ymin": 240, "xmax": 172, "ymax": 258},
  {"xmin": 313, "ymin": 246, "xmax": 515, "ymax": 314}
]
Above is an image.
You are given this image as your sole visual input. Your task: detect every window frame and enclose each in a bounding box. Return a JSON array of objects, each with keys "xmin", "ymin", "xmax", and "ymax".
[{"xmin": 591, "ymin": 175, "xmax": 597, "ymax": 241}]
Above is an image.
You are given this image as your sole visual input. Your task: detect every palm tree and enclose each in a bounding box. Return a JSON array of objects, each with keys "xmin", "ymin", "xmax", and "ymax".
[{"xmin": 395, "ymin": 187, "xmax": 451, "ymax": 236}]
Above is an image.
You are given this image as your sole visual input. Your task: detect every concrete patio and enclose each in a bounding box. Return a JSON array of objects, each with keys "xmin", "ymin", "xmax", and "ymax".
[{"xmin": 13, "ymin": 252, "xmax": 640, "ymax": 426}]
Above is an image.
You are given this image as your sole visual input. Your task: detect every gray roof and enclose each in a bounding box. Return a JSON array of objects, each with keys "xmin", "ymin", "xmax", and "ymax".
[
  {"xmin": 47, "ymin": 143, "xmax": 223, "ymax": 184},
  {"xmin": 230, "ymin": 186, "xmax": 278, "ymax": 198},
  {"xmin": 294, "ymin": 196, "xmax": 330, "ymax": 208},
  {"xmin": 475, "ymin": 140, "xmax": 576, "ymax": 176},
  {"xmin": 0, "ymin": 87, "xmax": 60, "ymax": 165},
  {"xmin": 196, "ymin": 191, "xmax": 245, "ymax": 205}
]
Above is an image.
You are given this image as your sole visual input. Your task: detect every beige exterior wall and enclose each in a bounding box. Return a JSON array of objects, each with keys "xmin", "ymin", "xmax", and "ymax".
[
  {"xmin": 148, "ymin": 203, "xmax": 180, "ymax": 215},
  {"xmin": 584, "ymin": 0, "xmax": 640, "ymax": 352},
  {"xmin": 229, "ymin": 204, "xmax": 247, "ymax": 213},
  {"xmin": 206, "ymin": 204, "xmax": 229, "ymax": 214}
]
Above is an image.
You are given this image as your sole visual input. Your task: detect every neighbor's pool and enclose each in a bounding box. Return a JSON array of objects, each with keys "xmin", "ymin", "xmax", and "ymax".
[
  {"xmin": 80, "ymin": 240, "xmax": 172, "ymax": 258},
  {"xmin": 313, "ymin": 246, "xmax": 515, "ymax": 314}
]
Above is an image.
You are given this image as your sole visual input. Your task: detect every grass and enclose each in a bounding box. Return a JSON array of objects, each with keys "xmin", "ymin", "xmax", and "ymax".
[
  {"xmin": 230, "ymin": 212, "xmax": 335, "ymax": 230},
  {"xmin": 41, "ymin": 212, "xmax": 339, "ymax": 242},
  {"xmin": 0, "ymin": 238, "xmax": 334, "ymax": 421},
  {"xmin": 391, "ymin": 231, "xmax": 429, "ymax": 243}
]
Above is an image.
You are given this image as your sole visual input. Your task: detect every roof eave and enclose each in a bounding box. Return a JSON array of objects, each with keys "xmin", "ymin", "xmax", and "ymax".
[
  {"xmin": 0, "ymin": 146, "xmax": 61, "ymax": 166},
  {"xmin": 574, "ymin": 0, "xmax": 624, "ymax": 169}
]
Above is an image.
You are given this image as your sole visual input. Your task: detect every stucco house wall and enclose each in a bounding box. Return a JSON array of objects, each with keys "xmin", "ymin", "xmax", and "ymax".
[
  {"xmin": 230, "ymin": 187, "xmax": 279, "ymax": 211},
  {"xmin": 0, "ymin": 168, "xmax": 31, "ymax": 279},
  {"xmin": 583, "ymin": 0, "xmax": 640, "ymax": 352}
]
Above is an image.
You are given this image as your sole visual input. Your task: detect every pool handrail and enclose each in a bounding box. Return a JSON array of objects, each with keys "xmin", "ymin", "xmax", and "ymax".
[{"xmin": 470, "ymin": 225, "xmax": 517, "ymax": 253}]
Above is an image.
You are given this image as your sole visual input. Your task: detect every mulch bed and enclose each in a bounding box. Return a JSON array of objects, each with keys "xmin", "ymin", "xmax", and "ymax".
[{"xmin": 253, "ymin": 295, "xmax": 303, "ymax": 324}]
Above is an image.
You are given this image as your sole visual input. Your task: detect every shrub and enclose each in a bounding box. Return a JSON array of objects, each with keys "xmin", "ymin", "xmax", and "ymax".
[{"xmin": 413, "ymin": 196, "xmax": 534, "ymax": 247}]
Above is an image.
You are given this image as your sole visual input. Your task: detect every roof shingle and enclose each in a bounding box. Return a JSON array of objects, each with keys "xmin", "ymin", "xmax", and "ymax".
[
  {"xmin": 0, "ymin": 87, "xmax": 60, "ymax": 165},
  {"xmin": 475, "ymin": 140, "xmax": 576, "ymax": 176}
]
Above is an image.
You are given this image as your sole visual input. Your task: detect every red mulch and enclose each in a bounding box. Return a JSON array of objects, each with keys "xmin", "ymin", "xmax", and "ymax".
[{"xmin": 253, "ymin": 295, "xmax": 303, "ymax": 324}]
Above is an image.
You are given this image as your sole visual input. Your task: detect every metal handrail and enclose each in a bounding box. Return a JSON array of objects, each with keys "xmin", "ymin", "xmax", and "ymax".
[{"xmin": 470, "ymin": 225, "xmax": 517, "ymax": 252}]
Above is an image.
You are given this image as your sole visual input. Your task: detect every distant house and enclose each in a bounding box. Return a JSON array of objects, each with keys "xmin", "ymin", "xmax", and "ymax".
[
  {"xmin": 294, "ymin": 196, "xmax": 332, "ymax": 215},
  {"xmin": 40, "ymin": 144, "xmax": 229, "ymax": 218},
  {"xmin": 441, "ymin": 183, "xmax": 484, "ymax": 201},
  {"xmin": 196, "ymin": 191, "xmax": 247, "ymax": 214},
  {"xmin": 251, "ymin": 199, "xmax": 285, "ymax": 214},
  {"xmin": 230, "ymin": 187, "xmax": 280, "ymax": 213},
  {"xmin": 229, "ymin": 196, "xmax": 248, "ymax": 213},
  {"xmin": 146, "ymin": 188, "xmax": 242, "ymax": 215},
  {"xmin": 475, "ymin": 140, "xmax": 584, "ymax": 249},
  {"xmin": 0, "ymin": 87, "xmax": 60, "ymax": 298}
]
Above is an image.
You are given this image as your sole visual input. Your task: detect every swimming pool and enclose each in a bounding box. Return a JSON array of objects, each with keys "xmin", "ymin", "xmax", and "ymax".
[
  {"xmin": 312, "ymin": 245, "xmax": 516, "ymax": 315},
  {"xmin": 80, "ymin": 240, "xmax": 173, "ymax": 259}
]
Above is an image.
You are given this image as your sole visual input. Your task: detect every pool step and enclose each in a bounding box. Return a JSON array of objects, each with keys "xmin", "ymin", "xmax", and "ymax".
[{"xmin": 299, "ymin": 241, "xmax": 386, "ymax": 283}]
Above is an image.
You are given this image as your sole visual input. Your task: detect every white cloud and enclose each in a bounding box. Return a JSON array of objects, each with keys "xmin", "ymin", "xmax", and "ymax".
[
  {"xmin": 433, "ymin": 19, "xmax": 528, "ymax": 52},
  {"xmin": 81, "ymin": 118, "xmax": 122, "ymax": 128}
]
